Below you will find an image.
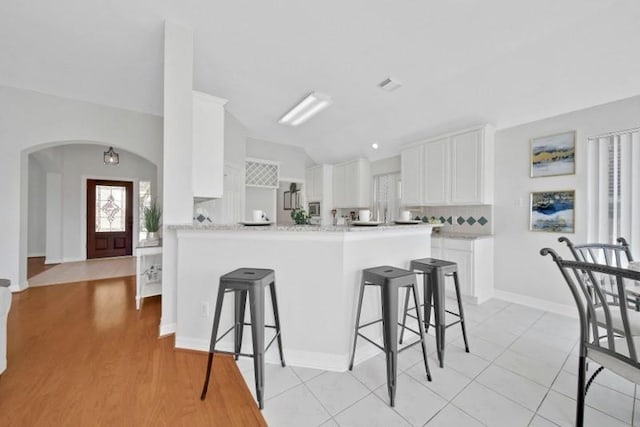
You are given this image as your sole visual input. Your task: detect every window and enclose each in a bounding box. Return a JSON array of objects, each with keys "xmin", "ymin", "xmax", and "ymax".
[
  {"xmin": 95, "ymin": 185, "xmax": 126, "ymax": 232},
  {"xmin": 373, "ymin": 173, "xmax": 401, "ymax": 222},
  {"xmin": 139, "ymin": 181, "xmax": 151, "ymax": 241},
  {"xmin": 587, "ymin": 129, "xmax": 640, "ymax": 255}
]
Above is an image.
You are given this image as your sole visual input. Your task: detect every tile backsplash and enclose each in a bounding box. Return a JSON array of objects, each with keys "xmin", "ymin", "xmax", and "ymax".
[{"xmin": 412, "ymin": 205, "xmax": 493, "ymax": 235}]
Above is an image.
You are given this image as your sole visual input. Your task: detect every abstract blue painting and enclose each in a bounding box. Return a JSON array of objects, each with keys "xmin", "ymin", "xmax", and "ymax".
[
  {"xmin": 531, "ymin": 131, "xmax": 576, "ymax": 178},
  {"xmin": 530, "ymin": 190, "xmax": 575, "ymax": 233}
]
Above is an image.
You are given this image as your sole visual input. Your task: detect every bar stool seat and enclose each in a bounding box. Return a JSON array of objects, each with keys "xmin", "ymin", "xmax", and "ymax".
[
  {"xmin": 400, "ymin": 258, "xmax": 470, "ymax": 368},
  {"xmin": 200, "ymin": 268, "xmax": 284, "ymax": 409},
  {"xmin": 349, "ymin": 266, "xmax": 432, "ymax": 407}
]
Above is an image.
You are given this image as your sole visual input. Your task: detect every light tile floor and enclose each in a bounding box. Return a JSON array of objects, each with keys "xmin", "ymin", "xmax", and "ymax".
[{"xmin": 236, "ymin": 298, "xmax": 639, "ymax": 426}]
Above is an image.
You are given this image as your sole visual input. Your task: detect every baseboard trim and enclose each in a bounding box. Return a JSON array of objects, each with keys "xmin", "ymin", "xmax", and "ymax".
[
  {"xmin": 9, "ymin": 281, "xmax": 28, "ymax": 293},
  {"xmin": 493, "ymin": 290, "xmax": 578, "ymax": 319},
  {"xmin": 159, "ymin": 322, "xmax": 176, "ymax": 337},
  {"xmin": 44, "ymin": 258, "xmax": 63, "ymax": 265},
  {"xmin": 28, "ymin": 252, "xmax": 45, "ymax": 258},
  {"xmin": 174, "ymin": 335, "xmax": 380, "ymax": 372}
]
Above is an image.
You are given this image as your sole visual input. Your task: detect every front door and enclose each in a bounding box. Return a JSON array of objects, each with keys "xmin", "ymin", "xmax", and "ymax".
[{"xmin": 87, "ymin": 179, "xmax": 133, "ymax": 259}]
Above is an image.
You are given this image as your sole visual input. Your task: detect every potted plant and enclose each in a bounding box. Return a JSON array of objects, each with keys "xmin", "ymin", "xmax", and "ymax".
[
  {"xmin": 290, "ymin": 208, "xmax": 310, "ymax": 225},
  {"xmin": 144, "ymin": 202, "xmax": 162, "ymax": 243}
]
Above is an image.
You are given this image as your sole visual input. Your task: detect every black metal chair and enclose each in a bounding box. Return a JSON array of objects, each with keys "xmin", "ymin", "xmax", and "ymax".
[{"xmin": 541, "ymin": 248, "xmax": 640, "ymax": 426}]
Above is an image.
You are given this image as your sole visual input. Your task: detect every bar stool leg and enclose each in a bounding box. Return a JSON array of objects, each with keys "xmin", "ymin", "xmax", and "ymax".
[
  {"xmin": 248, "ymin": 285, "xmax": 266, "ymax": 409},
  {"xmin": 452, "ymin": 272, "xmax": 470, "ymax": 353},
  {"xmin": 349, "ymin": 278, "xmax": 367, "ymax": 370},
  {"xmin": 411, "ymin": 282, "xmax": 432, "ymax": 381},
  {"xmin": 424, "ymin": 273, "xmax": 433, "ymax": 333},
  {"xmin": 269, "ymin": 281, "xmax": 286, "ymax": 367},
  {"xmin": 398, "ymin": 287, "xmax": 411, "ymax": 344},
  {"xmin": 201, "ymin": 284, "xmax": 227, "ymax": 400},
  {"xmin": 432, "ymin": 269, "xmax": 446, "ymax": 368},
  {"xmin": 234, "ymin": 289, "xmax": 248, "ymax": 360},
  {"xmin": 380, "ymin": 282, "xmax": 399, "ymax": 407}
]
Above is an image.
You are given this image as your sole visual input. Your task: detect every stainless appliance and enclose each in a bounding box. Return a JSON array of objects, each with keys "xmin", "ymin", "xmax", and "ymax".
[{"xmin": 308, "ymin": 202, "xmax": 320, "ymax": 216}]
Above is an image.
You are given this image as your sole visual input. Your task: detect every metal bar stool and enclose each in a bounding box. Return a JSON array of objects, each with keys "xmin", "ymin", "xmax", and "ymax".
[
  {"xmin": 200, "ymin": 268, "xmax": 285, "ymax": 409},
  {"xmin": 400, "ymin": 258, "xmax": 470, "ymax": 368},
  {"xmin": 349, "ymin": 266, "xmax": 432, "ymax": 407}
]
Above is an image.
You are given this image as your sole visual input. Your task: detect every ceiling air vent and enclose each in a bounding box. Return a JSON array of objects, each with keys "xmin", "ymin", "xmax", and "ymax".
[{"xmin": 378, "ymin": 77, "xmax": 402, "ymax": 92}]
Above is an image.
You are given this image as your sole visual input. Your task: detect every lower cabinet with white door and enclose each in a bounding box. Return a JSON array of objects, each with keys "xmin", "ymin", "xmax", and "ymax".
[{"xmin": 430, "ymin": 235, "xmax": 494, "ymax": 304}]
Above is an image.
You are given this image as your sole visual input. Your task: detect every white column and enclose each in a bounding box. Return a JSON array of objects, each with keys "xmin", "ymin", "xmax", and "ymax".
[{"xmin": 161, "ymin": 21, "xmax": 194, "ymax": 336}]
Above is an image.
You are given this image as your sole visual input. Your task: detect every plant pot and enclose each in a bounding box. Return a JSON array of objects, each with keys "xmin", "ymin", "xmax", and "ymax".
[{"xmin": 146, "ymin": 231, "xmax": 160, "ymax": 244}]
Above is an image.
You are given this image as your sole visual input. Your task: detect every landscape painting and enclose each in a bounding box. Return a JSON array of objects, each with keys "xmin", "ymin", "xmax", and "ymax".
[
  {"xmin": 530, "ymin": 131, "xmax": 575, "ymax": 178},
  {"xmin": 530, "ymin": 190, "xmax": 575, "ymax": 233}
]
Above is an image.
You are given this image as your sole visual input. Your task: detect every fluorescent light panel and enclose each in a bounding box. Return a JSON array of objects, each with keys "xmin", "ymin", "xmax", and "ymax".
[{"xmin": 279, "ymin": 92, "xmax": 332, "ymax": 126}]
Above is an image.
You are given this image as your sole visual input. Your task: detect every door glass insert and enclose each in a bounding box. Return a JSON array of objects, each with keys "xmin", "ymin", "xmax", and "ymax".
[{"xmin": 96, "ymin": 185, "xmax": 127, "ymax": 232}]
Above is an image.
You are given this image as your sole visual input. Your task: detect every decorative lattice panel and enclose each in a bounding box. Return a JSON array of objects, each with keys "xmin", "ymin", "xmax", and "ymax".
[{"xmin": 245, "ymin": 160, "xmax": 279, "ymax": 188}]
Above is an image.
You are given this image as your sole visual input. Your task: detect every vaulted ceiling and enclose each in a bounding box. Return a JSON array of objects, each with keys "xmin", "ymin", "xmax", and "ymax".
[{"xmin": 2, "ymin": 0, "xmax": 639, "ymax": 163}]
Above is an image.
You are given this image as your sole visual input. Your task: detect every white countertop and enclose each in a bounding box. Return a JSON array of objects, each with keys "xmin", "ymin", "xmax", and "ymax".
[{"xmin": 168, "ymin": 223, "xmax": 433, "ymax": 232}]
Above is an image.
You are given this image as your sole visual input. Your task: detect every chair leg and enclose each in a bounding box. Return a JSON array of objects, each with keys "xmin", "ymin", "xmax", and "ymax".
[
  {"xmin": 576, "ymin": 354, "xmax": 587, "ymax": 427},
  {"xmin": 201, "ymin": 284, "xmax": 227, "ymax": 400},
  {"xmin": 452, "ymin": 272, "xmax": 470, "ymax": 353},
  {"xmin": 248, "ymin": 285, "xmax": 266, "ymax": 409},
  {"xmin": 349, "ymin": 279, "xmax": 367, "ymax": 371},
  {"xmin": 432, "ymin": 269, "xmax": 446, "ymax": 368},
  {"xmin": 269, "ymin": 281, "xmax": 286, "ymax": 367},
  {"xmin": 234, "ymin": 289, "xmax": 247, "ymax": 360},
  {"xmin": 398, "ymin": 286, "xmax": 411, "ymax": 344},
  {"xmin": 380, "ymin": 283, "xmax": 399, "ymax": 407},
  {"xmin": 424, "ymin": 273, "xmax": 433, "ymax": 333},
  {"xmin": 412, "ymin": 283, "xmax": 432, "ymax": 381}
]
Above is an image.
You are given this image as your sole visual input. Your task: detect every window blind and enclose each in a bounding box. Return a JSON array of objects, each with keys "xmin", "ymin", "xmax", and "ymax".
[{"xmin": 587, "ymin": 129, "xmax": 640, "ymax": 256}]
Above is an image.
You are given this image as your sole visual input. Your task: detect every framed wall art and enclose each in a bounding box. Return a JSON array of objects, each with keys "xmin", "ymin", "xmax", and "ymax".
[
  {"xmin": 530, "ymin": 131, "xmax": 575, "ymax": 178},
  {"xmin": 530, "ymin": 190, "xmax": 575, "ymax": 233}
]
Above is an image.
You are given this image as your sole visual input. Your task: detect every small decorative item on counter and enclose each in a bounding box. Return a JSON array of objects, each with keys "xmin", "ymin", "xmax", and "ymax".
[
  {"xmin": 422, "ymin": 216, "xmax": 429, "ymax": 222},
  {"xmin": 414, "ymin": 215, "xmax": 421, "ymax": 221},
  {"xmin": 144, "ymin": 201, "xmax": 162, "ymax": 244},
  {"xmin": 291, "ymin": 208, "xmax": 311, "ymax": 225}
]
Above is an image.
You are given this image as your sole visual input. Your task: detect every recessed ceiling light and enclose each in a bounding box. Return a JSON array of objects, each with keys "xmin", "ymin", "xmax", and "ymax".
[
  {"xmin": 278, "ymin": 92, "xmax": 333, "ymax": 126},
  {"xmin": 378, "ymin": 77, "xmax": 402, "ymax": 92},
  {"xmin": 371, "ymin": 143, "xmax": 379, "ymax": 150}
]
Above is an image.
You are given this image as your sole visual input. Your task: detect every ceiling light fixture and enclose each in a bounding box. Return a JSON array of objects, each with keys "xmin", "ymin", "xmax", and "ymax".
[
  {"xmin": 371, "ymin": 143, "xmax": 379, "ymax": 150},
  {"xmin": 278, "ymin": 92, "xmax": 332, "ymax": 126},
  {"xmin": 378, "ymin": 77, "xmax": 402, "ymax": 92},
  {"xmin": 103, "ymin": 147, "xmax": 119, "ymax": 165}
]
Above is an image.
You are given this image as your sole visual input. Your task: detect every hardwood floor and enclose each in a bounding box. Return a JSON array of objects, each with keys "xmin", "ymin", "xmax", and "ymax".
[{"xmin": 0, "ymin": 276, "xmax": 266, "ymax": 426}]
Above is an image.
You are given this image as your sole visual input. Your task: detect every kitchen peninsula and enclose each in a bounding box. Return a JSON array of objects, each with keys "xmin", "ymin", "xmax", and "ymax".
[{"xmin": 172, "ymin": 223, "xmax": 433, "ymax": 371}]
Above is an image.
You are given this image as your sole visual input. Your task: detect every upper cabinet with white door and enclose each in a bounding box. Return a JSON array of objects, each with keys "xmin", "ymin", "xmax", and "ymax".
[
  {"xmin": 401, "ymin": 125, "xmax": 494, "ymax": 206},
  {"xmin": 332, "ymin": 159, "xmax": 370, "ymax": 208},
  {"xmin": 192, "ymin": 91, "xmax": 228, "ymax": 199},
  {"xmin": 305, "ymin": 165, "xmax": 324, "ymax": 202}
]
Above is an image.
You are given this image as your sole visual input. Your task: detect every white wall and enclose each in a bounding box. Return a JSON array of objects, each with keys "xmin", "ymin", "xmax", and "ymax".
[
  {"xmin": 27, "ymin": 156, "xmax": 46, "ymax": 257},
  {"xmin": 245, "ymin": 187, "xmax": 276, "ymax": 222},
  {"xmin": 494, "ymin": 95, "xmax": 640, "ymax": 308},
  {"xmin": 0, "ymin": 85, "xmax": 162, "ymax": 292},
  {"xmin": 370, "ymin": 155, "xmax": 401, "ymax": 176},
  {"xmin": 247, "ymin": 138, "xmax": 314, "ymax": 180}
]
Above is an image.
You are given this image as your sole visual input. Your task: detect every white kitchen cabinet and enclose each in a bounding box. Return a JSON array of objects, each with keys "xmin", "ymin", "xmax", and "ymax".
[
  {"xmin": 400, "ymin": 125, "xmax": 494, "ymax": 206},
  {"xmin": 332, "ymin": 159, "xmax": 370, "ymax": 208},
  {"xmin": 430, "ymin": 236, "xmax": 494, "ymax": 304},
  {"xmin": 192, "ymin": 91, "xmax": 228, "ymax": 199},
  {"xmin": 305, "ymin": 165, "xmax": 324, "ymax": 202},
  {"xmin": 423, "ymin": 138, "xmax": 449, "ymax": 205},
  {"xmin": 400, "ymin": 145, "xmax": 423, "ymax": 206}
]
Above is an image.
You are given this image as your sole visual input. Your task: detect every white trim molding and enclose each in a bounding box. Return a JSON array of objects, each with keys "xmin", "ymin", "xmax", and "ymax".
[
  {"xmin": 493, "ymin": 290, "xmax": 577, "ymax": 319},
  {"xmin": 159, "ymin": 322, "xmax": 176, "ymax": 337}
]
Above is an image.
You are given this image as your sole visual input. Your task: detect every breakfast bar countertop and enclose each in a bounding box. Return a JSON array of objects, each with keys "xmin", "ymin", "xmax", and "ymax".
[{"xmin": 168, "ymin": 223, "xmax": 433, "ymax": 232}]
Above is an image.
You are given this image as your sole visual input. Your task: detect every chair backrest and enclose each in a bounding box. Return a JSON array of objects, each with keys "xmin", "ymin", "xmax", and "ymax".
[
  {"xmin": 559, "ymin": 236, "xmax": 634, "ymax": 267},
  {"xmin": 541, "ymin": 248, "xmax": 640, "ymax": 367},
  {"xmin": 559, "ymin": 237, "xmax": 635, "ymax": 305}
]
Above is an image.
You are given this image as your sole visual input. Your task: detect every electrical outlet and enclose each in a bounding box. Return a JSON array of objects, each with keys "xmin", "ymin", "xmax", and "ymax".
[{"xmin": 200, "ymin": 302, "xmax": 210, "ymax": 317}]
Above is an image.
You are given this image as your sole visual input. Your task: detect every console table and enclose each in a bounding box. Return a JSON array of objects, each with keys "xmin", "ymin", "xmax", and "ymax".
[{"xmin": 135, "ymin": 245, "xmax": 162, "ymax": 310}]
